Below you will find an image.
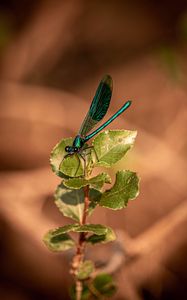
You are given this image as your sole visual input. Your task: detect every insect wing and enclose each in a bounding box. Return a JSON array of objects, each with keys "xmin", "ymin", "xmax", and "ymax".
[{"xmin": 79, "ymin": 75, "xmax": 113, "ymax": 137}]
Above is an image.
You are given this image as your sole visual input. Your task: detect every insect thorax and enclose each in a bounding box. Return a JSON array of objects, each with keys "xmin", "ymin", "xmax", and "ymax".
[{"xmin": 73, "ymin": 135, "xmax": 85, "ymax": 149}]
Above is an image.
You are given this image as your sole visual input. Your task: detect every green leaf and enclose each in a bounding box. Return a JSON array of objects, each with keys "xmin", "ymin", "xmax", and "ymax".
[
  {"xmin": 70, "ymin": 283, "xmax": 91, "ymax": 300},
  {"xmin": 77, "ymin": 260, "xmax": 94, "ymax": 280},
  {"xmin": 55, "ymin": 185, "xmax": 84, "ymax": 222},
  {"xmin": 86, "ymin": 227, "xmax": 116, "ymax": 244},
  {"xmin": 93, "ymin": 130, "xmax": 137, "ymax": 167},
  {"xmin": 50, "ymin": 138, "xmax": 83, "ymax": 177},
  {"xmin": 60, "ymin": 154, "xmax": 84, "ymax": 177},
  {"xmin": 44, "ymin": 224, "xmax": 114, "ymax": 247},
  {"xmin": 55, "ymin": 184, "xmax": 101, "ymax": 222},
  {"xmin": 73, "ymin": 224, "xmax": 109, "ymax": 235},
  {"xmin": 47, "ymin": 224, "xmax": 105, "ymax": 235},
  {"xmin": 99, "ymin": 170, "xmax": 139, "ymax": 210},
  {"xmin": 70, "ymin": 274, "xmax": 116, "ymax": 299},
  {"xmin": 63, "ymin": 173, "xmax": 111, "ymax": 190},
  {"xmin": 89, "ymin": 189, "xmax": 102, "ymax": 214},
  {"xmin": 43, "ymin": 231, "xmax": 75, "ymax": 252},
  {"xmin": 92, "ymin": 273, "xmax": 117, "ymax": 297}
]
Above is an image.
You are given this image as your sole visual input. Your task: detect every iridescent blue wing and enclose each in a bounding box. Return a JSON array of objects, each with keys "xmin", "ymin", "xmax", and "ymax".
[{"xmin": 79, "ymin": 75, "xmax": 112, "ymax": 137}]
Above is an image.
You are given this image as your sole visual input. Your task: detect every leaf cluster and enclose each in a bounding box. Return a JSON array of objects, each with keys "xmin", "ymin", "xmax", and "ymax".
[{"xmin": 44, "ymin": 130, "xmax": 140, "ymax": 299}]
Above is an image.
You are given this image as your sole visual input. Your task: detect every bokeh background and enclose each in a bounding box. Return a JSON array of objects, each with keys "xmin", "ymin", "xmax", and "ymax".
[{"xmin": 0, "ymin": 1, "xmax": 187, "ymax": 299}]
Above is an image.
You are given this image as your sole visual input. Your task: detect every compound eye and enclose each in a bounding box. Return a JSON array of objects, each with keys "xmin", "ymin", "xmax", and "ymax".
[{"xmin": 65, "ymin": 146, "xmax": 70, "ymax": 152}]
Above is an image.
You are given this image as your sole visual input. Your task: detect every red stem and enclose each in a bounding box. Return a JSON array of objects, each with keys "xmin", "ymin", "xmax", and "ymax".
[{"xmin": 71, "ymin": 185, "xmax": 90, "ymax": 300}]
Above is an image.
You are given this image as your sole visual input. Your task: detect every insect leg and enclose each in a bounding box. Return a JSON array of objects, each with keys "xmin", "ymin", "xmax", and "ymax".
[{"xmin": 74, "ymin": 153, "xmax": 81, "ymax": 177}]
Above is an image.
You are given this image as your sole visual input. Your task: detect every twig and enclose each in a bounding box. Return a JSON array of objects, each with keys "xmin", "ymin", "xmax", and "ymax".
[
  {"xmin": 82, "ymin": 185, "xmax": 90, "ymax": 225},
  {"xmin": 70, "ymin": 185, "xmax": 90, "ymax": 300}
]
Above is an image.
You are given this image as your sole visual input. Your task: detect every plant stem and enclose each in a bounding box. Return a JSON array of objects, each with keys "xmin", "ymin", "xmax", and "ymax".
[
  {"xmin": 82, "ymin": 185, "xmax": 89, "ymax": 225},
  {"xmin": 71, "ymin": 185, "xmax": 90, "ymax": 300}
]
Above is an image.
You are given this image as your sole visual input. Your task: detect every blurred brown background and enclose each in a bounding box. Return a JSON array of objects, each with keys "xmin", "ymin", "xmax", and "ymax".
[{"xmin": 0, "ymin": 0, "xmax": 187, "ymax": 299}]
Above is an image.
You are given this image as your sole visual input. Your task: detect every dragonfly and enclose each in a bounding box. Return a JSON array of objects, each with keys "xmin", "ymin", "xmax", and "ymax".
[{"xmin": 65, "ymin": 74, "xmax": 132, "ymax": 159}]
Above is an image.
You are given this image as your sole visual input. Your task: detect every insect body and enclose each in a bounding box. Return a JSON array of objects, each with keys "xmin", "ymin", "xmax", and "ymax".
[{"xmin": 65, "ymin": 75, "xmax": 132, "ymax": 156}]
